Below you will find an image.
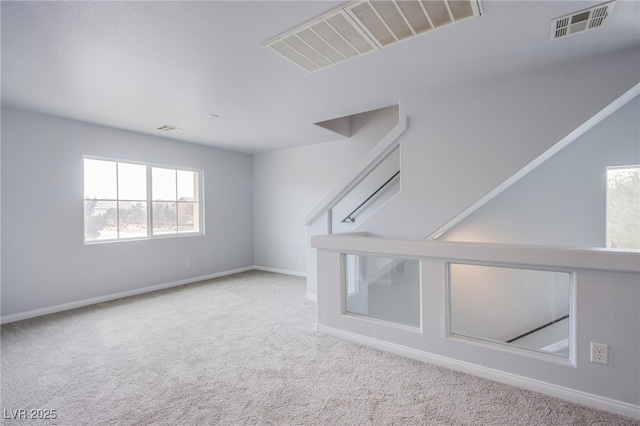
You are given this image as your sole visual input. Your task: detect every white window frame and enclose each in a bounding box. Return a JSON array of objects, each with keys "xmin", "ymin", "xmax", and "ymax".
[{"xmin": 83, "ymin": 156, "xmax": 204, "ymax": 243}]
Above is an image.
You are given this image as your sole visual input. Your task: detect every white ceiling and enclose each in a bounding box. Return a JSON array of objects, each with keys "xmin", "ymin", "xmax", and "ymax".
[{"xmin": 2, "ymin": 1, "xmax": 639, "ymax": 153}]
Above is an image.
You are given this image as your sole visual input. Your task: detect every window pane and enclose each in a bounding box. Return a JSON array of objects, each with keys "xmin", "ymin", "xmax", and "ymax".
[
  {"xmin": 152, "ymin": 167, "xmax": 176, "ymax": 201},
  {"xmin": 607, "ymin": 166, "xmax": 640, "ymax": 249},
  {"xmin": 118, "ymin": 201, "xmax": 147, "ymax": 239},
  {"xmin": 177, "ymin": 170, "xmax": 198, "ymax": 201},
  {"xmin": 449, "ymin": 263, "xmax": 570, "ymax": 357},
  {"xmin": 84, "ymin": 159, "xmax": 116, "ymax": 199},
  {"xmin": 85, "ymin": 200, "xmax": 117, "ymax": 241},
  {"xmin": 345, "ymin": 254, "xmax": 420, "ymax": 327},
  {"xmin": 152, "ymin": 202, "xmax": 176, "ymax": 235},
  {"xmin": 177, "ymin": 202, "xmax": 197, "ymax": 233},
  {"xmin": 85, "ymin": 159, "xmax": 202, "ymax": 243},
  {"xmin": 118, "ymin": 163, "xmax": 147, "ymax": 201}
]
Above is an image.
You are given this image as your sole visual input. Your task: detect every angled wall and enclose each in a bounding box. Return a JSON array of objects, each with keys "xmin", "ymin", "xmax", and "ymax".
[
  {"xmin": 442, "ymin": 95, "xmax": 640, "ymax": 246},
  {"xmin": 362, "ymin": 48, "xmax": 640, "ymax": 240}
]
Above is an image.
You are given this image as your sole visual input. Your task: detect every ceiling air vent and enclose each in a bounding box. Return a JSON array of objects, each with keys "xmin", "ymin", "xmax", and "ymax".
[
  {"xmin": 264, "ymin": 0, "xmax": 481, "ymax": 72},
  {"xmin": 550, "ymin": 1, "xmax": 615, "ymax": 40}
]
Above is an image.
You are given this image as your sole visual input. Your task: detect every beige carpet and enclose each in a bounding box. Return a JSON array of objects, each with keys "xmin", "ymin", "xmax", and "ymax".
[{"xmin": 1, "ymin": 270, "xmax": 637, "ymax": 425}]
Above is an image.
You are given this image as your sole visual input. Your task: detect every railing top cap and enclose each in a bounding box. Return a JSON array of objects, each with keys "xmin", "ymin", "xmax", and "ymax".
[{"xmin": 311, "ymin": 233, "xmax": 640, "ymax": 273}]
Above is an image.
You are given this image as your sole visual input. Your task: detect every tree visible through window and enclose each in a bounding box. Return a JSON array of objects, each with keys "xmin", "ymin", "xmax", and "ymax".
[
  {"xmin": 606, "ymin": 165, "xmax": 640, "ymax": 249},
  {"xmin": 84, "ymin": 158, "xmax": 202, "ymax": 242}
]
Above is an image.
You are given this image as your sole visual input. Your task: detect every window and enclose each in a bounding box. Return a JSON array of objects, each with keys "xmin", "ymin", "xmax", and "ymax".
[
  {"xmin": 84, "ymin": 157, "xmax": 202, "ymax": 242},
  {"xmin": 606, "ymin": 165, "xmax": 640, "ymax": 249},
  {"xmin": 344, "ymin": 254, "xmax": 420, "ymax": 327},
  {"xmin": 449, "ymin": 263, "xmax": 571, "ymax": 358}
]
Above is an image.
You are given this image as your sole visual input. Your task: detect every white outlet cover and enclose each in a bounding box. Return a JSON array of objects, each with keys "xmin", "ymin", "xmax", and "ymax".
[{"xmin": 591, "ymin": 342, "xmax": 608, "ymax": 365}]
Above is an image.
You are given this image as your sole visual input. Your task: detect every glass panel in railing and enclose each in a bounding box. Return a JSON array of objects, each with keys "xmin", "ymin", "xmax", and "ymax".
[
  {"xmin": 344, "ymin": 254, "xmax": 420, "ymax": 327},
  {"xmin": 449, "ymin": 263, "xmax": 571, "ymax": 357}
]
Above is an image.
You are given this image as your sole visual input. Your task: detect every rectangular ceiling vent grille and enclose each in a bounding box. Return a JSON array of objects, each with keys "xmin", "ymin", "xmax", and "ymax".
[
  {"xmin": 550, "ymin": 1, "xmax": 615, "ymax": 40},
  {"xmin": 264, "ymin": 0, "xmax": 481, "ymax": 72}
]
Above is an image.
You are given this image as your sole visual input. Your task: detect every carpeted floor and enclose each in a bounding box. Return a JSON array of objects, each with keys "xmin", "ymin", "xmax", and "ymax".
[{"xmin": 1, "ymin": 270, "xmax": 637, "ymax": 425}]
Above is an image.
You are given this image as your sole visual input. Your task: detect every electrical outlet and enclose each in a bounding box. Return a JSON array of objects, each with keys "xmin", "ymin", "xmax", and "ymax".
[
  {"xmin": 185, "ymin": 260, "xmax": 191, "ymax": 268},
  {"xmin": 590, "ymin": 342, "xmax": 608, "ymax": 365}
]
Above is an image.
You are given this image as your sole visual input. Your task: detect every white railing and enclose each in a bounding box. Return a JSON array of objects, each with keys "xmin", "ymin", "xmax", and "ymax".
[{"xmin": 311, "ymin": 232, "xmax": 640, "ymax": 420}]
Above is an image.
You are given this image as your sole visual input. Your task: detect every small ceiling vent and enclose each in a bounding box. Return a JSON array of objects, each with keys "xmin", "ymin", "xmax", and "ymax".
[
  {"xmin": 264, "ymin": 0, "xmax": 481, "ymax": 72},
  {"xmin": 157, "ymin": 124, "xmax": 184, "ymax": 132},
  {"xmin": 550, "ymin": 1, "xmax": 615, "ymax": 40}
]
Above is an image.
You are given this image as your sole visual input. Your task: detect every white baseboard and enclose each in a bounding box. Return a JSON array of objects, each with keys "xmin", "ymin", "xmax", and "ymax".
[
  {"xmin": 316, "ymin": 324, "xmax": 640, "ymax": 421},
  {"xmin": 0, "ymin": 266, "xmax": 310, "ymax": 324},
  {"xmin": 0, "ymin": 266, "xmax": 254, "ymax": 324},
  {"xmin": 250, "ymin": 266, "xmax": 312, "ymax": 301},
  {"xmin": 252, "ymin": 265, "xmax": 307, "ymax": 278}
]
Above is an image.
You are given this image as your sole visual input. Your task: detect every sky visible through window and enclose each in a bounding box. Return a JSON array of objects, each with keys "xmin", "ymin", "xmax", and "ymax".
[
  {"xmin": 84, "ymin": 158, "xmax": 200, "ymax": 242},
  {"xmin": 84, "ymin": 159, "xmax": 195, "ymax": 201}
]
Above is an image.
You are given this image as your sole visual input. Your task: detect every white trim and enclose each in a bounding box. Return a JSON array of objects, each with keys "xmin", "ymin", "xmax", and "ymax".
[
  {"xmin": 0, "ymin": 266, "xmax": 254, "ymax": 324},
  {"xmin": 83, "ymin": 156, "xmax": 205, "ymax": 244},
  {"xmin": 312, "ymin": 234, "xmax": 640, "ymax": 273},
  {"xmin": 316, "ymin": 324, "xmax": 640, "ymax": 421},
  {"xmin": 427, "ymin": 84, "xmax": 640, "ymax": 240},
  {"xmin": 445, "ymin": 333, "xmax": 575, "ymax": 367},
  {"xmin": 304, "ymin": 117, "xmax": 408, "ymax": 226},
  {"xmin": 305, "ymin": 293, "xmax": 318, "ymax": 302},
  {"xmin": 253, "ymin": 265, "xmax": 307, "ymax": 278},
  {"xmin": 607, "ymin": 164, "xmax": 640, "ymax": 171},
  {"xmin": 1, "ymin": 266, "xmax": 311, "ymax": 324}
]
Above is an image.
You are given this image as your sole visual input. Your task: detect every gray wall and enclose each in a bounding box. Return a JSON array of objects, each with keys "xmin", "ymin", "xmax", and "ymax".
[
  {"xmin": 362, "ymin": 48, "xmax": 640, "ymax": 241},
  {"xmin": 1, "ymin": 108, "xmax": 254, "ymax": 317},
  {"xmin": 433, "ymin": 97, "xmax": 640, "ymax": 359},
  {"xmin": 252, "ymin": 106, "xmax": 399, "ymax": 274},
  {"xmin": 442, "ymin": 96, "xmax": 640, "ymax": 246}
]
